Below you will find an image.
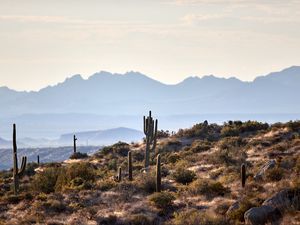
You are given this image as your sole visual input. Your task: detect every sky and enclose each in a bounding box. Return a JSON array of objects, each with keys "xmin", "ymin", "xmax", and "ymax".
[{"xmin": 0, "ymin": 0, "xmax": 299, "ymax": 91}]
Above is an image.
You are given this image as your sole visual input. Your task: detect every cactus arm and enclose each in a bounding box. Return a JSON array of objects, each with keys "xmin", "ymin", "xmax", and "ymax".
[
  {"xmin": 241, "ymin": 163, "xmax": 246, "ymax": 188},
  {"xmin": 118, "ymin": 167, "xmax": 122, "ymax": 182},
  {"xmin": 18, "ymin": 156, "xmax": 27, "ymax": 176},
  {"xmin": 128, "ymin": 151, "xmax": 133, "ymax": 181},
  {"xmin": 156, "ymin": 154, "xmax": 161, "ymax": 192},
  {"xmin": 143, "ymin": 116, "xmax": 147, "ymax": 134}
]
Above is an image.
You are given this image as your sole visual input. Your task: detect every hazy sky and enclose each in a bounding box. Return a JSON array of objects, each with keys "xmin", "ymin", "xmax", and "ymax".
[{"xmin": 0, "ymin": 0, "xmax": 299, "ymax": 91}]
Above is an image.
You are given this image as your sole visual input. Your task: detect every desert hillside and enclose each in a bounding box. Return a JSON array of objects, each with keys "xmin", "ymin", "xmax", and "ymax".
[{"xmin": 0, "ymin": 120, "xmax": 299, "ymax": 225}]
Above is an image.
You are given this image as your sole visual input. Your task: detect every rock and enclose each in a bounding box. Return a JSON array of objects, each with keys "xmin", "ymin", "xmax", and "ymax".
[
  {"xmin": 244, "ymin": 205, "xmax": 281, "ymax": 225},
  {"xmin": 226, "ymin": 201, "xmax": 240, "ymax": 216},
  {"xmin": 244, "ymin": 188, "xmax": 300, "ymax": 225},
  {"xmin": 254, "ymin": 159, "xmax": 276, "ymax": 180},
  {"xmin": 263, "ymin": 189, "xmax": 299, "ymax": 211}
]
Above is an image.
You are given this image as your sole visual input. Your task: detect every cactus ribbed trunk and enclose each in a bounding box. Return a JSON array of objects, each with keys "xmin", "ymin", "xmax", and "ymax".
[
  {"xmin": 156, "ymin": 154, "xmax": 161, "ymax": 192},
  {"xmin": 128, "ymin": 151, "xmax": 133, "ymax": 181},
  {"xmin": 241, "ymin": 163, "xmax": 246, "ymax": 188},
  {"xmin": 118, "ymin": 167, "xmax": 122, "ymax": 182},
  {"xmin": 73, "ymin": 135, "xmax": 77, "ymax": 153},
  {"xmin": 143, "ymin": 111, "xmax": 158, "ymax": 170},
  {"xmin": 12, "ymin": 124, "xmax": 27, "ymax": 195}
]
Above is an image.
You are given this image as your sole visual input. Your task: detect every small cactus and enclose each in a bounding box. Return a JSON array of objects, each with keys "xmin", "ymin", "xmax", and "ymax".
[
  {"xmin": 12, "ymin": 124, "xmax": 27, "ymax": 195},
  {"xmin": 128, "ymin": 151, "xmax": 133, "ymax": 181},
  {"xmin": 118, "ymin": 167, "xmax": 122, "ymax": 182},
  {"xmin": 73, "ymin": 135, "xmax": 77, "ymax": 153},
  {"xmin": 241, "ymin": 163, "xmax": 246, "ymax": 188},
  {"xmin": 143, "ymin": 111, "xmax": 158, "ymax": 170},
  {"xmin": 156, "ymin": 154, "xmax": 161, "ymax": 192}
]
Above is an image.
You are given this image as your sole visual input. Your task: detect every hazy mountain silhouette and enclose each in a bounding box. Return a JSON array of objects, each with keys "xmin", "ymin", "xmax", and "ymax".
[
  {"xmin": 1, "ymin": 66, "xmax": 299, "ymax": 117},
  {"xmin": 0, "ymin": 127, "xmax": 143, "ymax": 149}
]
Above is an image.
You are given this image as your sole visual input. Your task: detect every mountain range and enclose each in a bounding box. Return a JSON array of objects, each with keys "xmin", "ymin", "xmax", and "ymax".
[
  {"xmin": 0, "ymin": 66, "xmax": 300, "ymax": 141},
  {"xmin": 0, "ymin": 127, "xmax": 143, "ymax": 149},
  {"xmin": 1, "ymin": 66, "xmax": 300, "ymax": 117}
]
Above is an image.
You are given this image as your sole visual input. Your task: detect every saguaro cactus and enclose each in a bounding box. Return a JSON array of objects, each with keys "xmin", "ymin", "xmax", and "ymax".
[
  {"xmin": 12, "ymin": 124, "xmax": 27, "ymax": 195},
  {"xmin": 128, "ymin": 151, "xmax": 133, "ymax": 181},
  {"xmin": 241, "ymin": 163, "xmax": 246, "ymax": 188},
  {"xmin": 73, "ymin": 135, "xmax": 77, "ymax": 153},
  {"xmin": 156, "ymin": 154, "xmax": 161, "ymax": 192},
  {"xmin": 37, "ymin": 155, "xmax": 40, "ymax": 165},
  {"xmin": 117, "ymin": 167, "xmax": 122, "ymax": 182},
  {"xmin": 143, "ymin": 111, "xmax": 158, "ymax": 169}
]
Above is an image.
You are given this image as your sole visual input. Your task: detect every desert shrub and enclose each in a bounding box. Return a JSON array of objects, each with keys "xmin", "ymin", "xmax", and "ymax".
[
  {"xmin": 172, "ymin": 209, "xmax": 229, "ymax": 225},
  {"xmin": 172, "ymin": 165, "xmax": 196, "ymax": 185},
  {"xmin": 149, "ymin": 191, "xmax": 175, "ymax": 209},
  {"xmin": 3, "ymin": 194, "xmax": 22, "ymax": 204},
  {"xmin": 69, "ymin": 152, "xmax": 88, "ymax": 159},
  {"xmin": 227, "ymin": 199, "xmax": 258, "ymax": 222},
  {"xmin": 221, "ymin": 120, "xmax": 269, "ymax": 137},
  {"xmin": 190, "ymin": 140, "xmax": 211, "ymax": 153},
  {"xmin": 266, "ymin": 167, "xmax": 284, "ymax": 181},
  {"xmin": 157, "ymin": 130, "xmax": 171, "ymax": 139},
  {"xmin": 55, "ymin": 162, "xmax": 95, "ymax": 191},
  {"xmin": 136, "ymin": 173, "xmax": 156, "ymax": 193},
  {"xmin": 219, "ymin": 137, "xmax": 246, "ymax": 150},
  {"xmin": 188, "ymin": 179, "xmax": 229, "ymax": 198},
  {"xmin": 287, "ymin": 120, "xmax": 300, "ymax": 132},
  {"xmin": 158, "ymin": 139, "xmax": 182, "ymax": 153},
  {"xmin": 127, "ymin": 214, "xmax": 155, "ymax": 225},
  {"xmin": 35, "ymin": 199, "xmax": 66, "ymax": 213},
  {"xmin": 108, "ymin": 158, "xmax": 118, "ymax": 171},
  {"xmin": 97, "ymin": 179, "xmax": 117, "ymax": 191},
  {"xmin": 98, "ymin": 142, "xmax": 130, "ymax": 157},
  {"xmin": 32, "ymin": 167, "xmax": 61, "ymax": 194},
  {"xmin": 167, "ymin": 153, "xmax": 181, "ymax": 164},
  {"xmin": 176, "ymin": 122, "xmax": 221, "ymax": 141},
  {"xmin": 44, "ymin": 199, "xmax": 66, "ymax": 213},
  {"xmin": 25, "ymin": 162, "xmax": 39, "ymax": 176}
]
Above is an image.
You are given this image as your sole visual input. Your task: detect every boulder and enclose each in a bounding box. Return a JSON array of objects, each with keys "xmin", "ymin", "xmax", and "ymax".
[
  {"xmin": 263, "ymin": 189, "xmax": 300, "ymax": 211},
  {"xmin": 244, "ymin": 205, "xmax": 281, "ymax": 225},
  {"xmin": 226, "ymin": 200, "xmax": 240, "ymax": 216},
  {"xmin": 244, "ymin": 188, "xmax": 300, "ymax": 225},
  {"xmin": 254, "ymin": 159, "xmax": 276, "ymax": 180}
]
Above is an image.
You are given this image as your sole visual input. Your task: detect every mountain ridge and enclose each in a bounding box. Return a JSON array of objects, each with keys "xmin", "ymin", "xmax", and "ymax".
[{"xmin": 0, "ymin": 66, "xmax": 299, "ymax": 117}]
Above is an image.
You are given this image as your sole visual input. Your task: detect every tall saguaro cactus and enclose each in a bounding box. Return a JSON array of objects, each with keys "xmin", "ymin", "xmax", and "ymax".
[
  {"xmin": 37, "ymin": 155, "xmax": 40, "ymax": 165},
  {"xmin": 156, "ymin": 154, "xmax": 161, "ymax": 192},
  {"xmin": 118, "ymin": 167, "xmax": 122, "ymax": 182},
  {"xmin": 128, "ymin": 151, "xmax": 133, "ymax": 181},
  {"xmin": 143, "ymin": 111, "xmax": 158, "ymax": 169},
  {"xmin": 73, "ymin": 135, "xmax": 77, "ymax": 153},
  {"xmin": 241, "ymin": 163, "xmax": 246, "ymax": 188},
  {"xmin": 12, "ymin": 124, "xmax": 27, "ymax": 195}
]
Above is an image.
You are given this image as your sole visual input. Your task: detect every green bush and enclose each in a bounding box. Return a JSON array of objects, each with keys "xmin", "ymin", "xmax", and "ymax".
[
  {"xmin": 97, "ymin": 179, "xmax": 117, "ymax": 191},
  {"xmin": 227, "ymin": 199, "xmax": 258, "ymax": 222},
  {"xmin": 190, "ymin": 140, "xmax": 211, "ymax": 153},
  {"xmin": 69, "ymin": 152, "xmax": 88, "ymax": 159},
  {"xmin": 172, "ymin": 167, "xmax": 196, "ymax": 185},
  {"xmin": 55, "ymin": 162, "xmax": 96, "ymax": 191},
  {"xmin": 188, "ymin": 179, "xmax": 229, "ymax": 198},
  {"xmin": 127, "ymin": 214, "xmax": 155, "ymax": 225},
  {"xmin": 32, "ymin": 167, "xmax": 61, "ymax": 194},
  {"xmin": 136, "ymin": 173, "xmax": 156, "ymax": 193},
  {"xmin": 221, "ymin": 120, "xmax": 269, "ymax": 137},
  {"xmin": 176, "ymin": 122, "xmax": 221, "ymax": 141},
  {"xmin": 172, "ymin": 209, "xmax": 229, "ymax": 225},
  {"xmin": 266, "ymin": 167, "xmax": 284, "ymax": 182},
  {"xmin": 167, "ymin": 153, "xmax": 181, "ymax": 164},
  {"xmin": 149, "ymin": 191, "xmax": 175, "ymax": 209}
]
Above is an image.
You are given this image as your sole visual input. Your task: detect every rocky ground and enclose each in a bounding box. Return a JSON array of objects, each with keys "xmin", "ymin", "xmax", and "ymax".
[{"xmin": 0, "ymin": 120, "xmax": 299, "ymax": 225}]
